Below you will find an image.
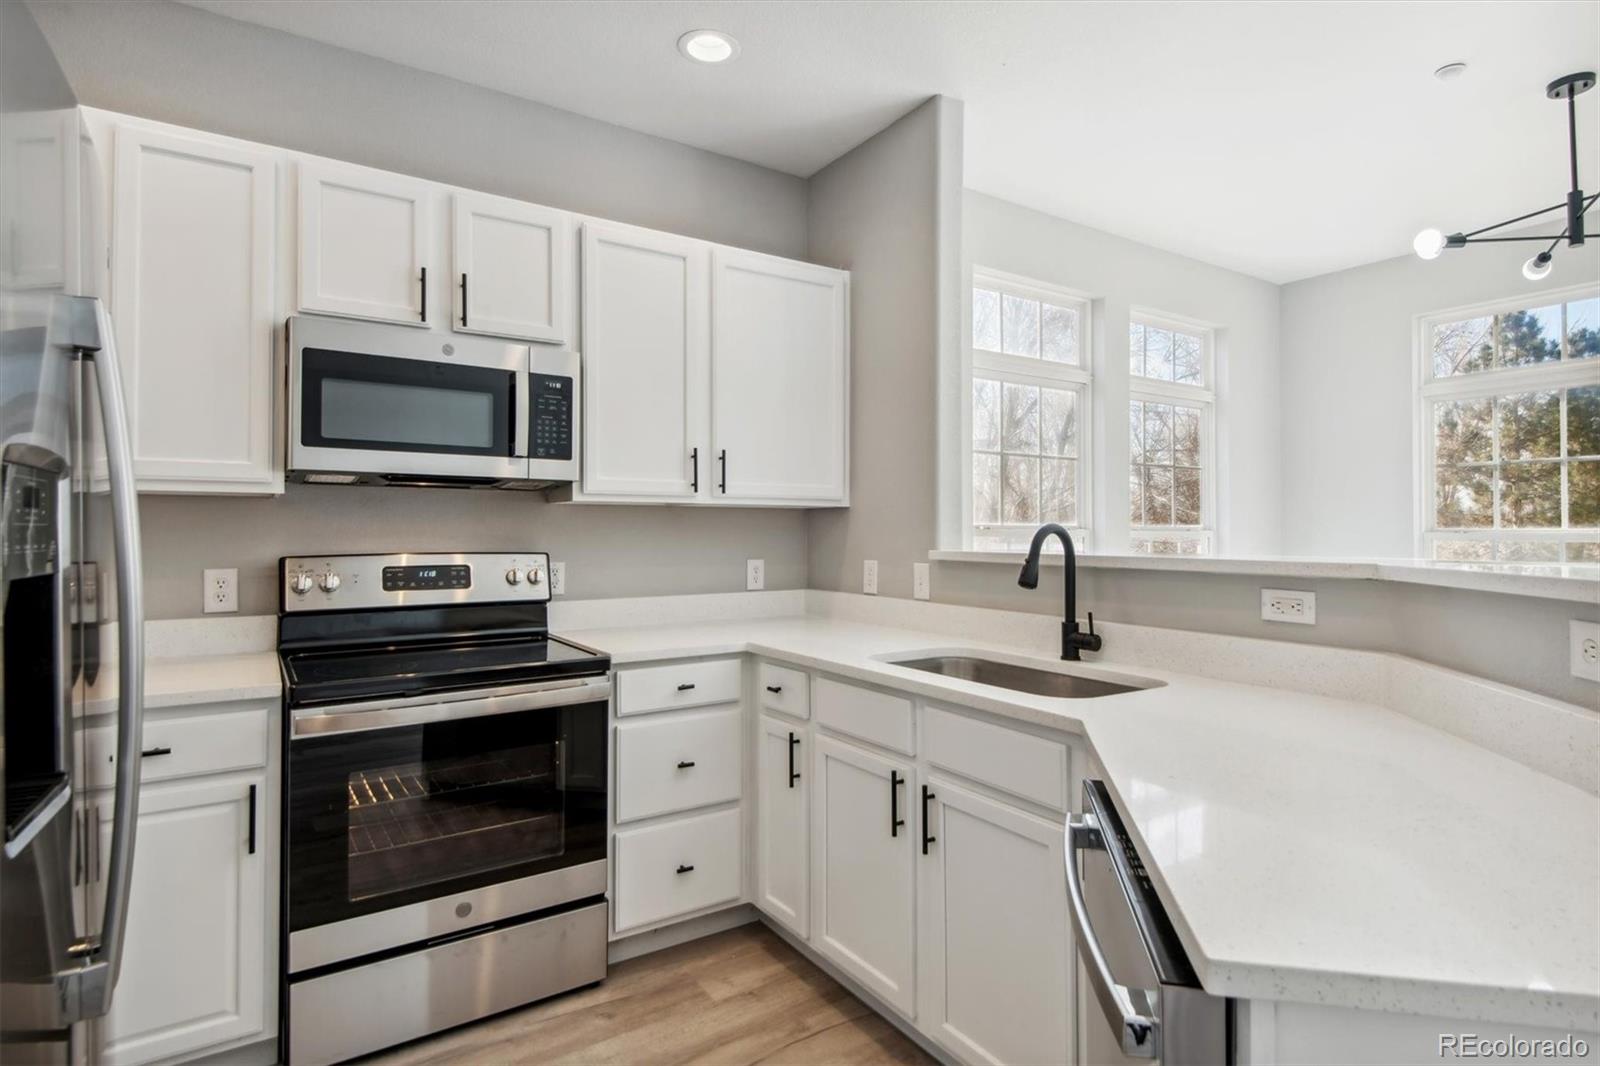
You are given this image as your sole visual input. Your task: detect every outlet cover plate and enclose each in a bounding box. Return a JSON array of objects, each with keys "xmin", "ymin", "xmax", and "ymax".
[
  {"xmin": 863, "ymin": 559, "xmax": 878, "ymax": 595},
  {"xmin": 203, "ymin": 568, "xmax": 238, "ymax": 614},
  {"xmin": 913, "ymin": 562, "xmax": 930, "ymax": 600},
  {"xmin": 1261, "ymin": 588, "xmax": 1315, "ymax": 625},
  {"xmin": 550, "ymin": 562, "xmax": 566, "ymax": 596},
  {"xmin": 746, "ymin": 558, "xmax": 765, "ymax": 591},
  {"xmin": 1572, "ymin": 620, "xmax": 1600, "ymax": 682}
]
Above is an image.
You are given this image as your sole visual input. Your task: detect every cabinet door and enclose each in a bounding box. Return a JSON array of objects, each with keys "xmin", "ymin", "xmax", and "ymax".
[
  {"xmin": 810, "ymin": 734, "xmax": 915, "ymax": 1016},
  {"xmin": 756, "ymin": 715, "xmax": 808, "ymax": 938},
  {"xmin": 452, "ymin": 191, "xmax": 570, "ymax": 343},
  {"xmin": 0, "ymin": 108, "xmax": 78, "ymax": 291},
  {"xmin": 93, "ymin": 775, "xmax": 267, "ymax": 1066},
  {"xmin": 298, "ymin": 159, "xmax": 430, "ymax": 325},
  {"xmin": 711, "ymin": 248, "xmax": 847, "ymax": 502},
  {"xmin": 580, "ymin": 221, "xmax": 707, "ymax": 498},
  {"xmin": 111, "ymin": 126, "xmax": 278, "ymax": 492},
  {"xmin": 917, "ymin": 778, "xmax": 1070, "ymax": 1066}
]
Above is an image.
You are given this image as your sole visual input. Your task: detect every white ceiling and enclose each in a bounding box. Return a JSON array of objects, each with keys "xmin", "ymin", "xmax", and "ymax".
[{"xmin": 181, "ymin": 0, "xmax": 1600, "ymax": 283}]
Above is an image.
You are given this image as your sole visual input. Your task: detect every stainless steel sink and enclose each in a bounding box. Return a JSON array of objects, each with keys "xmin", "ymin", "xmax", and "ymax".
[{"xmin": 891, "ymin": 655, "xmax": 1142, "ymax": 699}]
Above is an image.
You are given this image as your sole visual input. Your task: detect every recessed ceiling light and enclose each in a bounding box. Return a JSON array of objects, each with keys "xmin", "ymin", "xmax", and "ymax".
[
  {"xmin": 1433, "ymin": 62, "xmax": 1469, "ymax": 82},
  {"xmin": 677, "ymin": 29, "xmax": 739, "ymax": 65}
]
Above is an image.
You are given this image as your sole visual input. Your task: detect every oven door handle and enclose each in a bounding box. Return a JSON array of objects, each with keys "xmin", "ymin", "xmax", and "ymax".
[{"xmin": 291, "ymin": 675, "xmax": 611, "ymax": 739}]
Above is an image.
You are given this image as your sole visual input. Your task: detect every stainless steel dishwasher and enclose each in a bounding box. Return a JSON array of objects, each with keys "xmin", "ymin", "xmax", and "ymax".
[{"xmin": 1066, "ymin": 779, "xmax": 1232, "ymax": 1064}]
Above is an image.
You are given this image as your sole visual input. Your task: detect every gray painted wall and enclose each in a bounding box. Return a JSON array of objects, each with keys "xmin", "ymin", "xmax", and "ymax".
[
  {"xmin": 33, "ymin": 0, "xmax": 815, "ymax": 620},
  {"xmin": 805, "ymin": 96, "xmax": 963, "ymax": 600}
]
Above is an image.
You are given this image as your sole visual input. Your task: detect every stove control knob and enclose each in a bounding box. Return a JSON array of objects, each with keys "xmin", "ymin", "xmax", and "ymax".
[
  {"xmin": 505, "ymin": 568, "xmax": 523, "ymax": 586},
  {"xmin": 318, "ymin": 571, "xmax": 341, "ymax": 593},
  {"xmin": 289, "ymin": 572, "xmax": 314, "ymax": 596},
  {"xmin": 527, "ymin": 568, "xmax": 543, "ymax": 585}
]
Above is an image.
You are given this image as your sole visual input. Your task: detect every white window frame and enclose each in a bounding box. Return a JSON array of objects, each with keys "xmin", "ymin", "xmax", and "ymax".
[
  {"xmin": 965, "ymin": 267, "xmax": 1094, "ymax": 552},
  {"xmin": 1127, "ymin": 308, "xmax": 1217, "ymax": 555},
  {"xmin": 1414, "ymin": 282, "xmax": 1600, "ymax": 562}
]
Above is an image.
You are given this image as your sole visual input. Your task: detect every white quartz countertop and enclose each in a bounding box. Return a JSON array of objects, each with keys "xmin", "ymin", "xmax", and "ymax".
[
  {"xmin": 81, "ymin": 651, "xmax": 281, "ymax": 715},
  {"xmin": 563, "ymin": 615, "xmax": 1600, "ymax": 1033}
]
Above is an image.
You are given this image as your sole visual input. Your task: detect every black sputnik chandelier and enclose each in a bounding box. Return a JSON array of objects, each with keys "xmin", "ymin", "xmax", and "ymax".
[{"xmin": 1414, "ymin": 71, "xmax": 1597, "ymax": 281}]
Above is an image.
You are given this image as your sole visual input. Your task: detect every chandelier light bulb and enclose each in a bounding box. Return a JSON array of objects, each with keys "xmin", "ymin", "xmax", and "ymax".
[
  {"xmin": 1522, "ymin": 253, "xmax": 1553, "ymax": 281},
  {"xmin": 1413, "ymin": 228, "xmax": 1447, "ymax": 260}
]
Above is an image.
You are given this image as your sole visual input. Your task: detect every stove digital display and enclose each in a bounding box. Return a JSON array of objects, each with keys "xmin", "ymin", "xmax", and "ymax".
[{"xmin": 381, "ymin": 564, "xmax": 472, "ymax": 591}]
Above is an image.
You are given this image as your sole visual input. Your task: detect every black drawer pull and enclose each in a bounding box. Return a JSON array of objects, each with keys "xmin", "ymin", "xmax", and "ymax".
[
  {"xmin": 788, "ymin": 731, "xmax": 800, "ymax": 787},
  {"xmin": 676, "ymin": 864, "xmax": 695, "ymax": 875},
  {"xmin": 922, "ymin": 785, "xmax": 936, "ymax": 855},
  {"xmin": 676, "ymin": 760, "xmax": 696, "ymax": 769},
  {"xmin": 718, "ymin": 449, "xmax": 727, "ymax": 493},
  {"xmin": 690, "ymin": 447, "xmax": 699, "ymax": 493},
  {"xmin": 765, "ymin": 685, "xmax": 783, "ymax": 694},
  {"xmin": 247, "ymin": 784, "xmax": 258, "ymax": 855},
  {"xmin": 676, "ymin": 682, "xmax": 696, "ymax": 691},
  {"xmin": 140, "ymin": 746, "xmax": 173, "ymax": 758},
  {"xmin": 890, "ymin": 770, "xmax": 905, "ymax": 837}
]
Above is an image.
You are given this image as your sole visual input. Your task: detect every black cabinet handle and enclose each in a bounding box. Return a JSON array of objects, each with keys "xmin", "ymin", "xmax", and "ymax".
[
  {"xmin": 247, "ymin": 784, "xmax": 257, "ymax": 855},
  {"xmin": 690, "ymin": 447, "xmax": 699, "ymax": 493},
  {"xmin": 676, "ymin": 760, "xmax": 696, "ymax": 769},
  {"xmin": 921, "ymin": 785, "xmax": 936, "ymax": 855},
  {"xmin": 677, "ymin": 682, "xmax": 696, "ymax": 691},
  {"xmin": 718, "ymin": 449, "xmax": 727, "ymax": 493},
  {"xmin": 460, "ymin": 272, "xmax": 469, "ymax": 327},
  {"xmin": 419, "ymin": 266, "xmax": 427, "ymax": 322},
  {"xmin": 765, "ymin": 685, "xmax": 783, "ymax": 694},
  {"xmin": 788, "ymin": 732, "xmax": 800, "ymax": 787},
  {"xmin": 140, "ymin": 746, "xmax": 172, "ymax": 758},
  {"xmin": 676, "ymin": 864, "xmax": 695, "ymax": 875},
  {"xmin": 890, "ymin": 770, "xmax": 905, "ymax": 837}
]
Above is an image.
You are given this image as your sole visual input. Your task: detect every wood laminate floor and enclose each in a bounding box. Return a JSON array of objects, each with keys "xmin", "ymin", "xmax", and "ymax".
[{"xmin": 359, "ymin": 923, "xmax": 936, "ymax": 1066}]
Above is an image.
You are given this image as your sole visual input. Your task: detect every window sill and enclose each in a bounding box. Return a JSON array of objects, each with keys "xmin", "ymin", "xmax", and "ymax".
[{"xmin": 927, "ymin": 550, "xmax": 1600, "ymax": 604}]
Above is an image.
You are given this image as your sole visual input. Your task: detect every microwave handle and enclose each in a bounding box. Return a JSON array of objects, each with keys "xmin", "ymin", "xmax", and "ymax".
[
  {"xmin": 1066, "ymin": 810, "xmax": 1161, "ymax": 1059},
  {"xmin": 514, "ymin": 369, "xmax": 530, "ymax": 458}
]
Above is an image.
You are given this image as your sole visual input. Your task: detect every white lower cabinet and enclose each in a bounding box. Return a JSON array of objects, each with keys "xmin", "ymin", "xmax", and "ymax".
[
  {"xmin": 917, "ymin": 778, "xmax": 1071, "ymax": 1066},
  {"xmin": 92, "ymin": 773, "xmax": 269, "ymax": 1066},
  {"xmin": 755, "ymin": 714, "xmax": 808, "ymax": 937},
  {"xmin": 810, "ymin": 734, "xmax": 917, "ymax": 1017}
]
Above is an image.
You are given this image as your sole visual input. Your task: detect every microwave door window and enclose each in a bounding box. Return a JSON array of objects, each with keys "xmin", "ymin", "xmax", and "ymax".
[{"xmin": 321, "ymin": 378, "xmax": 494, "ymax": 451}]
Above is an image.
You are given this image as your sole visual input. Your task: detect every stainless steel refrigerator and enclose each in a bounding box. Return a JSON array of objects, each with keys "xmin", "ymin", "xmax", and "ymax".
[{"xmin": 1, "ymin": 3, "xmax": 146, "ymax": 1062}]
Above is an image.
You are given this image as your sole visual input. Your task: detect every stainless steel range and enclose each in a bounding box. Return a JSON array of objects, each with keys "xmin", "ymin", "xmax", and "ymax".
[{"xmin": 277, "ymin": 552, "xmax": 610, "ymax": 1065}]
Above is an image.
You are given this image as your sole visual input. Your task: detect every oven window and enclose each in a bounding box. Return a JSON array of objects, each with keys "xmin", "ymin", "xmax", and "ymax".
[
  {"xmin": 300, "ymin": 346, "xmax": 514, "ymax": 457},
  {"xmin": 288, "ymin": 701, "xmax": 607, "ymax": 931},
  {"xmin": 322, "ymin": 378, "xmax": 495, "ymax": 450}
]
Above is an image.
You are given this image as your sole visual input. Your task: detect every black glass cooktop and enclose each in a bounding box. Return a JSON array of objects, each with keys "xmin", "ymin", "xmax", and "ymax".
[{"xmin": 283, "ymin": 634, "xmax": 607, "ymax": 707}]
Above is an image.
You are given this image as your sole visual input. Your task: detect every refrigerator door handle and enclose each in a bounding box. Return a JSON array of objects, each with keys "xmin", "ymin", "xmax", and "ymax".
[{"xmin": 60, "ymin": 296, "xmax": 145, "ymax": 1021}]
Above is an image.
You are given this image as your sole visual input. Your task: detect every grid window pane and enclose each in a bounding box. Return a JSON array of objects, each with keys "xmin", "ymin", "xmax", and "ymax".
[
  {"xmin": 972, "ymin": 452, "xmax": 999, "ymax": 525},
  {"xmin": 1002, "ymin": 294, "xmax": 1039, "ymax": 357},
  {"xmin": 1130, "ymin": 398, "xmax": 1205, "ymax": 535},
  {"xmin": 1568, "ymin": 540, "xmax": 1600, "ymax": 562},
  {"xmin": 1497, "ymin": 391, "xmax": 1560, "ymax": 460},
  {"xmin": 972, "ymin": 378, "xmax": 1000, "ymax": 451},
  {"xmin": 1497, "ymin": 540, "xmax": 1562, "ymax": 562},
  {"xmin": 1172, "ymin": 333, "xmax": 1203, "ymax": 384},
  {"xmin": 1173, "ymin": 467, "xmax": 1201, "ymax": 525},
  {"xmin": 1143, "ymin": 403, "xmax": 1173, "ymax": 463},
  {"xmin": 1435, "ymin": 466, "xmax": 1493, "ymax": 527},
  {"xmin": 1144, "ymin": 466, "xmax": 1173, "ymax": 525},
  {"xmin": 1174, "ymin": 407, "xmax": 1201, "ymax": 467},
  {"xmin": 1571, "ymin": 460, "xmax": 1600, "ymax": 527},
  {"xmin": 1144, "ymin": 327, "xmax": 1173, "ymax": 381},
  {"xmin": 1002, "ymin": 383, "xmax": 1039, "ymax": 453},
  {"xmin": 1040, "ymin": 458, "xmax": 1077, "ymax": 525},
  {"xmin": 1433, "ymin": 537, "xmax": 1493, "ymax": 562},
  {"xmin": 1432, "ymin": 316, "xmax": 1494, "ymax": 377},
  {"xmin": 1498, "ymin": 306, "xmax": 1562, "ymax": 368},
  {"xmin": 1002, "ymin": 455, "xmax": 1039, "ymax": 524},
  {"xmin": 1498, "ymin": 462, "xmax": 1561, "ymax": 527},
  {"xmin": 1568, "ymin": 385, "xmax": 1600, "ymax": 457},
  {"xmin": 1434, "ymin": 399, "xmax": 1493, "ymax": 465},
  {"xmin": 973, "ymin": 288, "xmax": 1001, "ymax": 351},
  {"xmin": 1041, "ymin": 303, "xmax": 1079, "ymax": 364},
  {"xmin": 1128, "ymin": 322, "xmax": 1145, "ymax": 376},
  {"xmin": 1569, "ymin": 297, "xmax": 1600, "ymax": 360},
  {"xmin": 1128, "ymin": 469, "xmax": 1144, "ymax": 525},
  {"xmin": 1041, "ymin": 388, "xmax": 1077, "ymax": 457}
]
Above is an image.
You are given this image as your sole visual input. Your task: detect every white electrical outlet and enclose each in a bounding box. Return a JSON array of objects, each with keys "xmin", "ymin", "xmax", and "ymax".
[
  {"xmin": 863, "ymin": 559, "xmax": 879, "ymax": 595},
  {"xmin": 1260, "ymin": 588, "xmax": 1315, "ymax": 625},
  {"xmin": 746, "ymin": 558, "xmax": 765, "ymax": 591},
  {"xmin": 550, "ymin": 562, "xmax": 566, "ymax": 596},
  {"xmin": 1572, "ymin": 620, "xmax": 1600, "ymax": 682},
  {"xmin": 203, "ymin": 568, "xmax": 237, "ymax": 614},
  {"xmin": 912, "ymin": 562, "xmax": 930, "ymax": 600}
]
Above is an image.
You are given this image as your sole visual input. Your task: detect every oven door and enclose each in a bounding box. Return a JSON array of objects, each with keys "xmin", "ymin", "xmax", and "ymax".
[
  {"xmin": 285, "ymin": 677, "xmax": 608, "ymax": 973},
  {"xmin": 288, "ymin": 315, "xmax": 531, "ymax": 484}
]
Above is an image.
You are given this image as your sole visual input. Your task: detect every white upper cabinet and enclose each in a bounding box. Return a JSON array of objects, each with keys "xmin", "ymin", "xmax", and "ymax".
[
  {"xmin": 297, "ymin": 159, "xmax": 430, "ymax": 326},
  {"xmin": 711, "ymin": 248, "xmax": 848, "ymax": 503},
  {"xmin": 452, "ymin": 191, "xmax": 570, "ymax": 344},
  {"xmin": 580, "ymin": 220, "xmax": 708, "ymax": 498},
  {"xmin": 1, "ymin": 108, "xmax": 79, "ymax": 292},
  {"xmin": 111, "ymin": 124, "xmax": 278, "ymax": 492}
]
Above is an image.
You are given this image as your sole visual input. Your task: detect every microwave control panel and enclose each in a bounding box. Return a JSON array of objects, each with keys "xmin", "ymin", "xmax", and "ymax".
[{"xmin": 529, "ymin": 374, "xmax": 573, "ymax": 461}]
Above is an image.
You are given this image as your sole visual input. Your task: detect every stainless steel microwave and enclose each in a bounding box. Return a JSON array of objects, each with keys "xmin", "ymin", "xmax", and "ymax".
[{"xmin": 287, "ymin": 316, "xmax": 578, "ymax": 488}]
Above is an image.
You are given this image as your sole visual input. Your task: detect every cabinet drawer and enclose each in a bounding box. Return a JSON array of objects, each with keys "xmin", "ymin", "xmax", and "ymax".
[
  {"xmin": 613, "ymin": 807, "xmax": 741, "ymax": 932},
  {"xmin": 758, "ymin": 663, "xmax": 809, "ymax": 719},
  {"xmin": 616, "ymin": 659, "xmax": 741, "ymax": 717},
  {"xmin": 813, "ymin": 677, "xmax": 914, "ymax": 756},
  {"xmin": 616, "ymin": 707, "xmax": 742, "ymax": 822},
  {"xmin": 83, "ymin": 706, "xmax": 270, "ymax": 791},
  {"xmin": 922, "ymin": 705, "xmax": 1068, "ymax": 812}
]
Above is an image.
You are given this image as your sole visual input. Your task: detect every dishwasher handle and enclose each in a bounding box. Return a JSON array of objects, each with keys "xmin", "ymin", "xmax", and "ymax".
[{"xmin": 1066, "ymin": 812, "xmax": 1160, "ymax": 1060}]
